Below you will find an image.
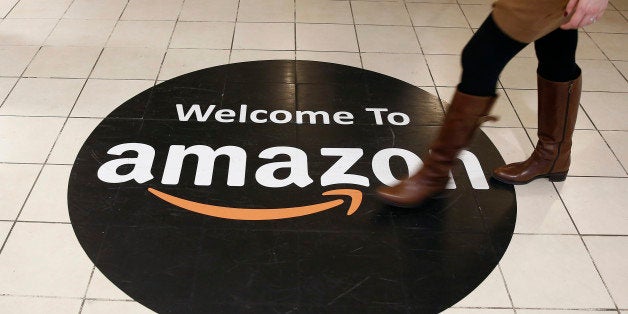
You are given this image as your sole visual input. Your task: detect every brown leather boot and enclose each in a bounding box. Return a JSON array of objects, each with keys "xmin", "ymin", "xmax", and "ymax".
[
  {"xmin": 492, "ymin": 73, "xmax": 582, "ymax": 185},
  {"xmin": 376, "ymin": 90, "xmax": 497, "ymax": 207}
]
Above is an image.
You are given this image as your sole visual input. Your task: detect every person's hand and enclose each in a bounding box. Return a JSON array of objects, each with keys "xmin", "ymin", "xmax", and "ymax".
[{"xmin": 561, "ymin": 0, "xmax": 609, "ymax": 29}]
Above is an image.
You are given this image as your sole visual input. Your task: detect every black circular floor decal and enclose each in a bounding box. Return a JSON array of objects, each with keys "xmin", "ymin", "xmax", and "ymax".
[{"xmin": 69, "ymin": 61, "xmax": 516, "ymax": 313}]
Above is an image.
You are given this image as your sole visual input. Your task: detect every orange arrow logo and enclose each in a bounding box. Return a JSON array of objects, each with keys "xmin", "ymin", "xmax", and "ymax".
[{"xmin": 147, "ymin": 188, "xmax": 363, "ymax": 220}]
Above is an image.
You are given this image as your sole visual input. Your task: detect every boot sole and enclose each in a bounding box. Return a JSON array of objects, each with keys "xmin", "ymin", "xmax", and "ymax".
[{"xmin": 491, "ymin": 172, "xmax": 568, "ymax": 185}]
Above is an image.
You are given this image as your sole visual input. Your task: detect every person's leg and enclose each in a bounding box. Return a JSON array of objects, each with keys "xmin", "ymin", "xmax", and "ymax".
[
  {"xmin": 457, "ymin": 15, "xmax": 527, "ymax": 97},
  {"xmin": 535, "ymin": 28, "xmax": 580, "ymax": 82},
  {"xmin": 376, "ymin": 14, "xmax": 526, "ymax": 207},
  {"xmin": 493, "ymin": 28, "xmax": 581, "ymax": 184}
]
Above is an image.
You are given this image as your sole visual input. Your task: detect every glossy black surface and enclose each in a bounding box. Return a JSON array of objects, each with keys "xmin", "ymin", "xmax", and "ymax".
[{"xmin": 68, "ymin": 61, "xmax": 516, "ymax": 314}]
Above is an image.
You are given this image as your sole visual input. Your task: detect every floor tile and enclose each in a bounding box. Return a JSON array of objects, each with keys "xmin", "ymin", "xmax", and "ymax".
[
  {"xmin": 0, "ymin": 78, "xmax": 84, "ymax": 116},
  {"xmin": 0, "ymin": 116, "xmax": 65, "ymax": 163},
  {"xmin": 526, "ymin": 129, "xmax": 626, "ymax": 177},
  {"xmin": 121, "ymin": 0, "xmax": 183, "ymax": 21},
  {"xmin": 407, "ymin": 3, "xmax": 468, "ymax": 27},
  {"xmin": 0, "ymin": 222, "xmax": 93, "ymax": 297},
  {"xmin": 500, "ymin": 234, "xmax": 614, "ymax": 308},
  {"xmin": 237, "ymin": 0, "xmax": 294, "ymax": 22},
  {"xmin": 0, "ymin": 164, "xmax": 41, "ymax": 220},
  {"xmin": 0, "ymin": 46, "xmax": 39, "ymax": 76},
  {"xmin": 362, "ymin": 53, "xmax": 433, "ymax": 86},
  {"xmin": 512, "ymin": 180, "xmax": 577, "ymax": 234},
  {"xmin": 416, "ymin": 27, "xmax": 473, "ymax": 55},
  {"xmin": 601, "ymin": 131, "xmax": 628, "ymax": 170},
  {"xmin": 611, "ymin": 0, "xmax": 628, "ymax": 10},
  {"xmin": 86, "ymin": 268, "xmax": 132, "ymax": 300},
  {"xmin": 460, "ymin": 4, "xmax": 491, "ymax": 29},
  {"xmin": 425, "ymin": 54, "xmax": 461, "ymax": 86},
  {"xmin": 443, "ymin": 309, "xmax": 514, "ymax": 314},
  {"xmin": 0, "ymin": 296, "xmax": 82, "ymax": 314},
  {"xmin": 71, "ymin": 79, "xmax": 153, "ymax": 118},
  {"xmin": 576, "ymin": 33, "xmax": 607, "ymax": 60},
  {"xmin": 82, "ymin": 300, "xmax": 155, "ymax": 314},
  {"xmin": 481, "ymin": 127, "xmax": 534, "ymax": 164},
  {"xmin": 517, "ymin": 310, "xmax": 617, "ymax": 314},
  {"xmin": 170, "ymin": 22, "xmax": 234, "ymax": 49},
  {"xmin": 233, "ymin": 23, "xmax": 294, "ymax": 50},
  {"xmin": 356, "ymin": 25, "xmax": 420, "ymax": 53},
  {"xmin": 296, "ymin": 0, "xmax": 352, "ymax": 24},
  {"xmin": 63, "ymin": 0, "xmax": 127, "ymax": 19},
  {"xmin": 556, "ymin": 177, "xmax": 628, "ymax": 235},
  {"xmin": 500, "ymin": 58, "xmax": 537, "ymax": 89},
  {"xmin": 0, "ymin": 77, "xmax": 17, "ymax": 103},
  {"xmin": 19, "ymin": 165, "xmax": 72, "ymax": 223},
  {"xmin": 91, "ymin": 47, "xmax": 165, "ymax": 80},
  {"xmin": 614, "ymin": 60, "xmax": 628, "ymax": 77},
  {"xmin": 438, "ymin": 86, "xmax": 522, "ymax": 128},
  {"xmin": 107, "ymin": 21, "xmax": 175, "ymax": 48},
  {"xmin": 584, "ymin": 236, "xmax": 628, "ymax": 308},
  {"xmin": 578, "ymin": 59, "xmax": 628, "ymax": 92},
  {"xmin": 0, "ymin": 19, "xmax": 57, "ymax": 45},
  {"xmin": 296, "ymin": 23, "xmax": 358, "ymax": 52},
  {"xmin": 589, "ymin": 33, "xmax": 628, "ymax": 60},
  {"xmin": 158, "ymin": 49, "xmax": 230, "ymax": 80},
  {"xmin": 581, "ymin": 92, "xmax": 628, "ymax": 130},
  {"xmin": 583, "ymin": 11, "xmax": 628, "ymax": 33},
  {"xmin": 7, "ymin": 0, "xmax": 72, "ymax": 19},
  {"xmin": 0, "ymin": 0, "xmax": 19, "ymax": 17},
  {"xmin": 452, "ymin": 267, "xmax": 512, "ymax": 307},
  {"xmin": 231, "ymin": 50, "xmax": 295, "ymax": 63},
  {"xmin": 179, "ymin": 0, "xmax": 238, "ymax": 22},
  {"xmin": 45, "ymin": 19, "xmax": 117, "ymax": 47},
  {"xmin": 24, "ymin": 46, "xmax": 101, "ymax": 78},
  {"xmin": 506, "ymin": 89, "xmax": 594, "ymax": 130},
  {"xmin": 48, "ymin": 118, "xmax": 100, "ymax": 164},
  {"xmin": 351, "ymin": 1, "xmax": 412, "ymax": 26},
  {"xmin": 0, "ymin": 221, "xmax": 10, "ymax": 241},
  {"xmin": 296, "ymin": 51, "xmax": 361, "ymax": 68}
]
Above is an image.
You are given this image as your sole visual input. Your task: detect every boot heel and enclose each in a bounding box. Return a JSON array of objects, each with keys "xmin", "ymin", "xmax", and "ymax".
[{"xmin": 548, "ymin": 172, "xmax": 567, "ymax": 182}]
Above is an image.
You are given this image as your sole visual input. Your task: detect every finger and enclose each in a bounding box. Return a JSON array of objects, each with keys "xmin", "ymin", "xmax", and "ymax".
[
  {"xmin": 561, "ymin": 9, "xmax": 586, "ymax": 29},
  {"xmin": 564, "ymin": 0, "xmax": 578, "ymax": 15}
]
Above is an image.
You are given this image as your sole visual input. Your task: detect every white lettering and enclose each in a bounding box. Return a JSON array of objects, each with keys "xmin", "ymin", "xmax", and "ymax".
[
  {"xmin": 176, "ymin": 104, "xmax": 215, "ymax": 122},
  {"xmin": 215, "ymin": 109, "xmax": 236, "ymax": 123},
  {"xmin": 255, "ymin": 147, "xmax": 313, "ymax": 188},
  {"xmin": 97, "ymin": 143, "xmax": 155, "ymax": 184},
  {"xmin": 320, "ymin": 148, "xmax": 369, "ymax": 186},
  {"xmin": 365, "ymin": 108, "xmax": 388, "ymax": 125},
  {"xmin": 296, "ymin": 111, "xmax": 330, "ymax": 125},
  {"xmin": 372, "ymin": 148, "xmax": 422, "ymax": 186},
  {"xmin": 161, "ymin": 145, "xmax": 246, "ymax": 186}
]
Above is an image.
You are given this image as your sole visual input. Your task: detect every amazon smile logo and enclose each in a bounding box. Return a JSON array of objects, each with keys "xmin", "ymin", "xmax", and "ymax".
[
  {"xmin": 68, "ymin": 61, "xmax": 516, "ymax": 314},
  {"xmin": 148, "ymin": 188, "xmax": 362, "ymax": 220}
]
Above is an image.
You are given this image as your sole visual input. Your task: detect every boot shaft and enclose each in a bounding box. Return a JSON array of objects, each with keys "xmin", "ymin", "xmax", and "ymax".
[{"xmin": 536, "ymin": 73, "xmax": 582, "ymax": 172}]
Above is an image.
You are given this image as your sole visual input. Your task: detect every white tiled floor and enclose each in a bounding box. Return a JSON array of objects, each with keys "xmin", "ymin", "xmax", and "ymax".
[{"xmin": 0, "ymin": 0, "xmax": 626, "ymax": 313}]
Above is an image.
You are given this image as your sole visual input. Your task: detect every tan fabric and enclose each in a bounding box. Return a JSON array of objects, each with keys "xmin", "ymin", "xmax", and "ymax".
[{"xmin": 492, "ymin": 0, "xmax": 572, "ymax": 43}]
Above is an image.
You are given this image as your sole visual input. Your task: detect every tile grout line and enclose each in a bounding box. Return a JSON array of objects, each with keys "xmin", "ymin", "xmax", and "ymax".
[
  {"xmin": 0, "ymin": 0, "xmax": 81, "ymax": 255},
  {"xmin": 550, "ymin": 181, "xmax": 623, "ymax": 312},
  {"xmin": 70, "ymin": 0, "xmax": 133, "ymax": 312},
  {"xmin": 348, "ymin": 1, "xmax": 365, "ymax": 68},
  {"xmin": 1, "ymin": 0, "xmax": 21, "ymax": 19},
  {"xmin": 227, "ymin": 0, "xmax": 242, "ymax": 64},
  {"xmin": 150, "ymin": 0, "xmax": 186, "ymax": 85},
  {"xmin": 578, "ymin": 33, "xmax": 628, "ymax": 176},
  {"xmin": 401, "ymin": 0, "xmax": 442, "ymax": 111}
]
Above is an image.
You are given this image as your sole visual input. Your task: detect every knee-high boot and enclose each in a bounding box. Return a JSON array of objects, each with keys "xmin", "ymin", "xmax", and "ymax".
[
  {"xmin": 376, "ymin": 90, "xmax": 497, "ymax": 207},
  {"xmin": 492, "ymin": 73, "xmax": 582, "ymax": 184}
]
